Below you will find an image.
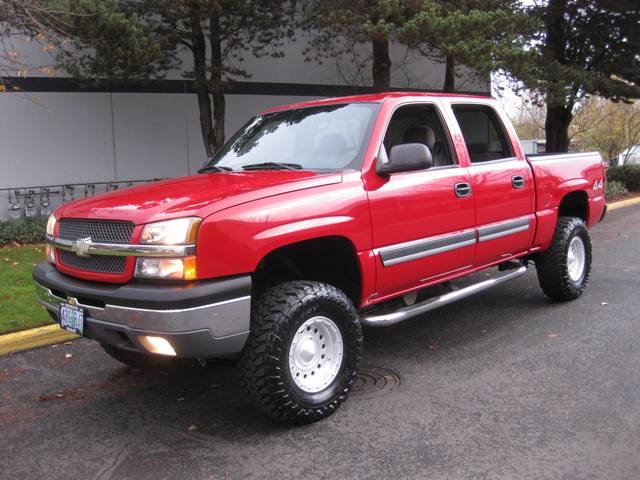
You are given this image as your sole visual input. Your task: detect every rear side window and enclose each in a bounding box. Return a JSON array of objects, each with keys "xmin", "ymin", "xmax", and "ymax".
[{"xmin": 452, "ymin": 106, "xmax": 513, "ymax": 163}]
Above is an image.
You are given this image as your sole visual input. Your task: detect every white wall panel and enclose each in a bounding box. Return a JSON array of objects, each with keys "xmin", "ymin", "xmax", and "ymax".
[
  {"xmin": 0, "ymin": 92, "xmax": 115, "ymax": 189},
  {"xmin": 111, "ymin": 93, "xmax": 190, "ymax": 180},
  {"xmin": 186, "ymin": 95, "xmax": 209, "ymax": 174}
]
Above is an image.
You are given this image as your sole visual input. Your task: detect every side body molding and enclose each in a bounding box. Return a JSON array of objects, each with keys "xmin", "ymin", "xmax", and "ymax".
[{"xmin": 375, "ymin": 216, "xmax": 532, "ymax": 268}]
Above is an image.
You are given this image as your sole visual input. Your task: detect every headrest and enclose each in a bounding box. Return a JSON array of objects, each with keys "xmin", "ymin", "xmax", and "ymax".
[{"xmin": 402, "ymin": 125, "xmax": 436, "ymax": 147}]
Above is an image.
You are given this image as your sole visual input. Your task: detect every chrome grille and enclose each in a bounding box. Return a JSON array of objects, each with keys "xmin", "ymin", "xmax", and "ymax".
[
  {"xmin": 57, "ymin": 219, "xmax": 134, "ymax": 275},
  {"xmin": 59, "ymin": 219, "xmax": 134, "ymax": 244},
  {"xmin": 58, "ymin": 250, "xmax": 127, "ymax": 274}
]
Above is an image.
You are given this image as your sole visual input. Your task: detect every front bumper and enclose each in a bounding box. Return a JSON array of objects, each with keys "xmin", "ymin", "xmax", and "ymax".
[{"xmin": 33, "ymin": 262, "xmax": 251, "ymax": 358}]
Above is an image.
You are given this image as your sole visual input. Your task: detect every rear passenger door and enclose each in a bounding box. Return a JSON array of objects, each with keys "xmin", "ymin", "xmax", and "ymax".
[{"xmin": 451, "ymin": 104, "xmax": 534, "ymax": 267}]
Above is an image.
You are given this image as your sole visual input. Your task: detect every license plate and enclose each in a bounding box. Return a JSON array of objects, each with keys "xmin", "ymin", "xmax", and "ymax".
[{"xmin": 60, "ymin": 302, "xmax": 84, "ymax": 335}]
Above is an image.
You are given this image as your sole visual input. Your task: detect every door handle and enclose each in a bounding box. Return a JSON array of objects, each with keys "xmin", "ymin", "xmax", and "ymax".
[
  {"xmin": 512, "ymin": 175, "xmax": 525, "ymax": 189},
  {"xmin": 454, "ymin": 182, "xmax": 472, "ymax": 198}
]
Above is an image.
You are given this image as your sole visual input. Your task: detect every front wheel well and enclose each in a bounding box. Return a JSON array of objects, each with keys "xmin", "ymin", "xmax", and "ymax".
[
  {"xmin": 558, "ymin": 190, "xmax": 589, "ymax": 222},
  {"xmin": 252, "ymin": 236, "xmax": 362, "ymax": 307}
]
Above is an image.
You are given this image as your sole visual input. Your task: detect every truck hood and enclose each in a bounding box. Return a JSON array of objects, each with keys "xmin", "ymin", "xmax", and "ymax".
[{"xmin": 56, "ymin": 171, "xmax": 343, "ymax": 225}]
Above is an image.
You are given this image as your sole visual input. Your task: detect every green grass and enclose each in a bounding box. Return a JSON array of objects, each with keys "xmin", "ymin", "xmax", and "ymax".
[{"xmin": 0, "ymin": 244, "xmax": 52, "ymax": 335}]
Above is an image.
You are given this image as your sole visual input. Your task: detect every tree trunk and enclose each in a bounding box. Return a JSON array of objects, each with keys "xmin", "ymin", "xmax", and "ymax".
[
  {"xmin": 542, "ymin": 0, "xmax": 572, "ymax": 153},
  {"xmin": 209, "ymin": 9, "xmax": 225, "ymax": 152},
  {"xmin": 544, "ymin": 104, "xmax": 573, "ymax": 152},
  {"xmin": 371, "ymin": 34, "xmax": 391, "ymax": 91},
  {"xmin": 188, "ymin": 4, "xmax": 215, "ymax": 157},
  {"xmin": 443, "ymin": 56, "xmax": 455, "ymax": 93}
]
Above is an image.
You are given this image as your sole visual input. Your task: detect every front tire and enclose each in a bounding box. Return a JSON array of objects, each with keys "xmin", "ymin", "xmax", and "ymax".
[
  {"xmin": 239, "ymin": 281, "xmax": 363, "ymax": 424},
  {"xmin": 535, "ymin": 216, "xmax": 592, "ymax": 301}
]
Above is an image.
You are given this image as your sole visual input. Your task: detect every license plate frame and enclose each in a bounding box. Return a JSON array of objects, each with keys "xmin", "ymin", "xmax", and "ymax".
[{"xmin": 59, "ymin": 302, "xmax": 84, "ymax": 335}]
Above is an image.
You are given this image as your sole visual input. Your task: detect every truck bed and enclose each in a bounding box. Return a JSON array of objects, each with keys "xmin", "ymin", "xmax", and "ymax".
[{"xmin": 527, "ymin": 151, "xmax": 606, "ymax": 229}]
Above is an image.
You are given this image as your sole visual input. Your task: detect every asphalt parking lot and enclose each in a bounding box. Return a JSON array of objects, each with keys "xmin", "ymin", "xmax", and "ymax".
[{"xmin": 1, "ymin": 206, "xmax": 639, "ymax": 480}]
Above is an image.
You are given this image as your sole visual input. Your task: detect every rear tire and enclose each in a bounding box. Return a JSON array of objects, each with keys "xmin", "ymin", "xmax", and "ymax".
[
  {"xmin": 535, "ymin": 216, "xmax": 592, "ymax": 301},
  {"xmin": 100, "ymin": 343, "xmax": 178, "ymax": 370},
  {"xmin": 239, "ymin": 281, "xmax": 363, "ymax": 424}
]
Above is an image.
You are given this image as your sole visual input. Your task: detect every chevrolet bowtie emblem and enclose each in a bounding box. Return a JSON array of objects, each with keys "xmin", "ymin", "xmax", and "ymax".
[{"xmin": 72, "ymin": 237, "xmax": 92, "ymax": 257}]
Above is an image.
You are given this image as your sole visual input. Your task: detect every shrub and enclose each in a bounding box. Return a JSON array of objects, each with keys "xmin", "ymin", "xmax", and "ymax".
[
  {"xmin": 606, "ymin": 165, "xmax": 640, "ymax": 191},
  {"xmin": 605, "ymin": 180, "xmax": 629, "ymax": 200},
  {"xmin": 0, "ymin": 217, "xmax": 48, "ymax": 246}
]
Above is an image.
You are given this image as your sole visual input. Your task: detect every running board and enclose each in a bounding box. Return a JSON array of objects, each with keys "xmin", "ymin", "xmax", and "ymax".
[{"xmin": 360, "ymin": 265, "xmax": 528, "ymax": 328}]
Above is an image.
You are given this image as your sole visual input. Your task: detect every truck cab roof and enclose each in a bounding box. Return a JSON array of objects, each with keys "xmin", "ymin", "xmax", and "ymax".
[{"xmin": 261, "ymin": 91, "xmax": 494, "ymax": 115}]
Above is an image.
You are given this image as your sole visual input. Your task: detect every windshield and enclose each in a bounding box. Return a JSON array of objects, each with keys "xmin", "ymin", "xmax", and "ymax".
[{"xmin": 201, "ymin": 103, "xmax": 380, "ymax": 172}]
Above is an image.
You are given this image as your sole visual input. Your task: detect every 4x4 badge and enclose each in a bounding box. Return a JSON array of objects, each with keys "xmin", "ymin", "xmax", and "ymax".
[{"xmin": 72, "ymin": 237, "xmax": 92, "ymax": 257}]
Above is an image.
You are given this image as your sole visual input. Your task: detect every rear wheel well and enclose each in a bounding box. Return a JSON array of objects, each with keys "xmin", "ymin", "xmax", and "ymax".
[
  {"xmin": 558, "ymin": 191, "xmax": 588, "ymax": 222},
  {"xmin": 252, "ymin": 236, "xmax": 362, "ymax": 306}
]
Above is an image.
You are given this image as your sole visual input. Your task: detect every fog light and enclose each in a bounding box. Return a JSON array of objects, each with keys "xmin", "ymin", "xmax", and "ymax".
[
  {"xmin": 138, "ymin": 336, "xmax": 176, "ymax": 356},
  {"xmin": 45, "ymin": 244, "xmax": 56, "ymax": 264}
]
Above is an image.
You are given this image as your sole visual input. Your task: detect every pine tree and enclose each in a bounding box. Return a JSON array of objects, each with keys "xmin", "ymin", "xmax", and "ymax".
[
  {"xmin": 302, "ymin": 0, "xmax": 415, "ymax": 91},
  {"xmin": 513, "ymin": 0, "xmax": 640, "ymax": 152},
  {"xmin": 302, "ymin": 0, "xmax": 533, "ymax": 93},
  {"xmin": 400, "ymin": 0, "xmax": 535, "ymax": 92}
]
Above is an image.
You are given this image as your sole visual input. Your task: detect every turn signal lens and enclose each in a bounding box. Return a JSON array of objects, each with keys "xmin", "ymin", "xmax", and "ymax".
[
  {"xmin": 134, "ymin": 256, "xmax": 197, "ymax": 280},
  {"xmin": 139, "ymin": 336, "xmax": 176, "ymax": 356},
  {"xmin": 46, "ymin": 214, "xmax": 57, "ymax": 236},
  {"xmin": 45, "ymin": 244, "xmax": 56, "ymax": 264},
  {"xmin": 183, "ymin": 256, "xmax": 197, "ymax": 280}
]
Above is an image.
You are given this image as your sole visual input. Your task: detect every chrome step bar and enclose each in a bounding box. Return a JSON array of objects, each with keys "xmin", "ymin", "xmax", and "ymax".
[{"xmin": 360, "ymin": 265, "xmax": 528, "ymax": 328}]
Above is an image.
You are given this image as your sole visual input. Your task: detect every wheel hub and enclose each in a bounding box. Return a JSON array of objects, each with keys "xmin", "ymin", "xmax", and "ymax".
[
  {"xmin": 297, "ymin": 338, "xmax": 317, "ymax": 364},
  {"xmin": 288, "ymin": 316, "xmax": 343, "ymax": 393},
  {"xmin": 567, "ymin": 236, "xmax": 586, "ymax": 282}
]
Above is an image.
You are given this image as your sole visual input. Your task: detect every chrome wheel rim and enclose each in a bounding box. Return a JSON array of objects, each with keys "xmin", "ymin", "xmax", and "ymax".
[
  {"xmin": 288, "ymin": 316, "xmax": 343, "ymax": 393},
  {"xmin": 567, "ymin": 236, "xmax": 586, "ymax": 282}
]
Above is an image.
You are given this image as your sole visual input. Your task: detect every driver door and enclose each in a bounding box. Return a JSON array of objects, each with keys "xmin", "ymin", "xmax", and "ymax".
[{"xmin": 367, "ymin": 103, "xmax": 476, "ymax": 299}]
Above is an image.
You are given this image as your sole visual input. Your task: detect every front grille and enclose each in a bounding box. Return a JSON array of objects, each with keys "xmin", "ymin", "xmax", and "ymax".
[
  {"xmin": 58, "ymin": 219, "xmax": 134, "ymax": 275},
  {"xmin": 59, "ymin": 219, "xmax": 134, "ymax": 244},
  {"xmin": 58, "ymin": 250, "xmax": 128, "ymax": 273}
]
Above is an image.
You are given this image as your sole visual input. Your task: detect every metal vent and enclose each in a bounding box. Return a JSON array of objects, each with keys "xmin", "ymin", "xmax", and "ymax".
[
  {"xmin": 58, "ymin": 250, "xmax": 127, "ymax": 274},
  {"xmin": 59, "ymin": 219, "xmax": 134, "ymax": 244}
]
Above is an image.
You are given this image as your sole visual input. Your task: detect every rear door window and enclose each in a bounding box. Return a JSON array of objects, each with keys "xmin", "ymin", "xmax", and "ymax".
[{"xmin": 452, "ymin": 106, "xmax": 513, "ymax": 163}]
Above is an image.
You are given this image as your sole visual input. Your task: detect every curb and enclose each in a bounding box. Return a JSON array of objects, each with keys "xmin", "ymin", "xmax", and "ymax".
[
  {"xmin": 0, "ymin": 194, "xmax": 639, "ymax": 358},
  {"xmin": 607, "ymin": 196, "xmax": 640, "ymax": 211},
  {"xmin": 0, "ymin": 324, "xmax": 78, "ymax": 357}
]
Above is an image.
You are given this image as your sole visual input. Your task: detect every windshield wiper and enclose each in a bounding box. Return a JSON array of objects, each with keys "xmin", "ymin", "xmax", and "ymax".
[
  {"xmin": 241, "ymin": 162, "xmax": 303, "ymax": 171},
  {"xmin": 198, "ymin": 165, "xmax": 234, "ymax": 173}
]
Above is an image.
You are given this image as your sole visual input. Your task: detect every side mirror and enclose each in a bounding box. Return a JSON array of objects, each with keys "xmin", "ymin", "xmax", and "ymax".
[{"xmin": 377, "ymin": 143, "xmax": 433, "ymax": 175}]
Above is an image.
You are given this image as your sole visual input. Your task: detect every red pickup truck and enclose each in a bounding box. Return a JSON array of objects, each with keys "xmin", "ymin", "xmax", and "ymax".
[{"xmin": 34, "ymin": 92, "xmax": 606, "ymax": 424}]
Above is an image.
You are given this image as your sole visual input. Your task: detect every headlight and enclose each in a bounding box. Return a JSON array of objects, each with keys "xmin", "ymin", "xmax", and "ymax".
[
  {"xmin": 135, "ymin": 257, "xmax": 197, "ymax": 280},
  {"xmin": 136, "ymin": 218, "xmax": 201, "ymax": 280},
  {"xmin": 46, "ymin": 214, "xmax": 57, "ymax": 236},
  {"xmin": 140, "ymin": 217, "xmax": 201, "ymax": 245}
]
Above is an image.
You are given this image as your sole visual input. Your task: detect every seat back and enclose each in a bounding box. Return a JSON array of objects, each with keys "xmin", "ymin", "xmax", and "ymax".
[{"xmin": 402, "ymin": 125, "xmax": 448, "ymax": 166}]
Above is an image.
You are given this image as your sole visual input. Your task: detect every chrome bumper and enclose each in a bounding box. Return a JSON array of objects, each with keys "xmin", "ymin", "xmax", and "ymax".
[{"xmin": 35, "ymin": 279, "xmax": 251, "ymax": 358}]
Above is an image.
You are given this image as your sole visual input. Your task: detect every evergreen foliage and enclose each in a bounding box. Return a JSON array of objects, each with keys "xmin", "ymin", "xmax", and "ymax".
[{"xmin": 510, "ymin": 0, "xmax": 640, "ymax": 152}]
